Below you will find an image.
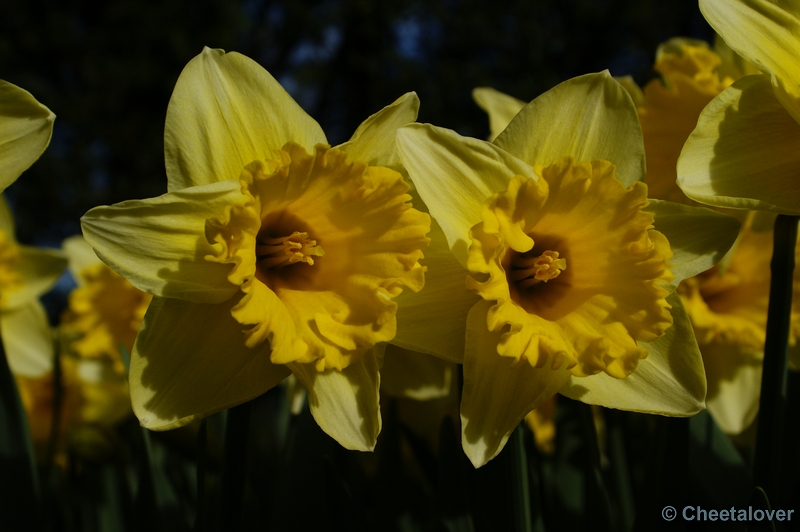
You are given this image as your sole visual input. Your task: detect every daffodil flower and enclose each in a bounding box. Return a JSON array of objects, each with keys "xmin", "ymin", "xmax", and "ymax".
[
  {"xmin": 395, "ymin": 72, "xmax": 740, "ymax": 467},
  {"xmin": 81, "ymin": 48, "xmax": 430, "ymax": 451},
  {"xmin": 678, "ymin": 0, "xmax": 800, "ymax": 213},
  {"xmin": 0, "ymin": 195, "xmax": 67, "ymax": 378},
  {"xmin": 59, "ymin": 235, "xmax": 152, "ymax": 376},
  {"xmin": 678, "ymin": 217, "xmax": 800, "ymax": 434},
  {"xmin": 0, "ymin": 79, "xmax": 55, "ymax": 193}
]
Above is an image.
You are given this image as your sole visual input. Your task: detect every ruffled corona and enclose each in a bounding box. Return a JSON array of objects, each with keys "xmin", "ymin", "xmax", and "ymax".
[
  {"xmin": 679, "ymin": 224, "xmax": 800, "ymax": 359},
  {"xmin": 60, "ymin": 263, "xmax": 152, "ymax": 375},
  {"xmin": 466, "ymin": 157, "xmax": 673, "ymax": 378},
  {"xmin": 204, "ymin": 142, "xmax": 430, "ymax": 371},
  {"xmin": 639, "ymin": 43, "xmax": 736, "ymax": 204}
]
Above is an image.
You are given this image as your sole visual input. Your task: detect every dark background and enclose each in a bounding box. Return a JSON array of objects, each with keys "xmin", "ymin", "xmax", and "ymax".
[{"xmin": 1, "ymin": 0, "xmax": 711, "ymax": 245}]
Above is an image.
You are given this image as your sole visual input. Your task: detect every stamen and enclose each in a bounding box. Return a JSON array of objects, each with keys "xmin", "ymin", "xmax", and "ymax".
[
  {"xmin": 256, "ymin": 231, "xmax": 325, "ymax": 269},
  {"xmin": 511, "ymin": 250, "xmax": 566, "ymax": 289}
]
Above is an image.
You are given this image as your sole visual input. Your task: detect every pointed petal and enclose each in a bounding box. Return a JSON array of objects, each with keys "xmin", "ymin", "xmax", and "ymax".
[
  {"xmin": 1, "ymin": 300, "xmax": 54, "ymax": 377},
  {"xmin": 493, "ymin": 71, "xmax": 645, "ymax": 187},
  {"xmin": 644, "ymin": 199, "xmax": 741, "ymax": 292},
  {"xmin": 164, "ymin": 47, "xmax": 327, "ymax": 192},
  {"xmin": 702, "ymin": 341, "xmax": 762, "ymax": 435},
  {"xmin": 678, "ymin": 75, "xmax": 800, "ymax": 214},
  {"xmin": 700, "ymin": 0, "xmax": 800, "ymax": 122},
  {"xmin": 560, "ymin": 293, "xmax": 706, "ymax": 415},
  {"xmin": 62, "ymin": 235, "xmax": 101, "ymax": 285},
  {"xmin": 337, "ymin": 92, "xmax": 419, "ymax": 169},
  {"xmin": 130, "ymin": 295, "xmax": 290, "ymax": 430},
  {"xmin": 393, "ymin": 217, "xmax": 478, "ymax": 362},
  {"xmin": 397, "ymin": 123, "xmax": 534, "ymax": 266},
  {"xmin": 290, "ymin": 345, "xmax": 382, "ymax": 451},
  {"xmin": 0, "ymin": 80, "xmax": 55, "ymax": 191},
  {"xmin": 381, "ymin": 344, "xmax": 454, "ymax": 400},
  {"xmin": 81, "ymin": 179, "xmax": 246, "ymax": 303},
  {"xmin": 461, "ymin": 300, "xmax": 569, "ymax": 467},
  {"xmin": 472, "ymin": 87, "xmax": 526, "ymax": 141},
  {"xmin": 1, "ymin": 246, "xmax": 67, "ymax": 310}
]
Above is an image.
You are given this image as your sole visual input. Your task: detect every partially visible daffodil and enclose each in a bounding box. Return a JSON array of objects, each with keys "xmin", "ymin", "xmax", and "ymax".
[
  {"xmin": 0, "ymin": 195, "xmax": 67, "ymax": 378},
  {"xmin": 16, "ymin": 353, "xmax": 131, "ymax": 462},
  {"xmin": 0, "ymin": 80, "xmax": 55, "ymax": 192},
  {"xmin": 81, "ymin": 48, "xmax": 430, "ymax": 451},
  {"xmin": 59, "ymin": 235, "xmax": 151, "ymax": 376},
  {"xmin": 395, "ymin": 72, "xmax": 740, "ymax": 467},
  {"xmin": 678, "ymin": 215, "xmax": 800, "ymax": 434},
  {"xmin": 678, "ymin": 0, "xmax": 800, "ymax": 213}
]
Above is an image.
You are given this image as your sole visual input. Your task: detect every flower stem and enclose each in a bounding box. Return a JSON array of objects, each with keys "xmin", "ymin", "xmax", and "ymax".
[
  {"xmin": 509, "ymin": 423, "xmax": 532, "ymax": 532},
  {"xmin": 753, "ymin": 214, "xmax": 799, "ymax": 499}
]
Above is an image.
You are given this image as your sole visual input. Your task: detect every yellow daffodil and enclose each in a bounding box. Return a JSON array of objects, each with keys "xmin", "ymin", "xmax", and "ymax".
[
  {"xmin": 0, "ymin": 195, "xmax": 67, "ymax": 378},
  {"xmin": 395, "ymin": 72, "xmax": 740, "ymax": 467},
  {"xmin": 81, "ymin": 47, "xmax": 430, "ymax": 451},
  {"xmin": 59, "ymin": 235, "xmax": 151, "ymax": 376},
  {"xmin": 16, "ymin": 354, "xmax": 131, "ymax": 461},
  {"xmin": 678, "ymin": 0, "xmax": 800, "ymax": 213},
  {"xmin": 0, "ymin": 79, "xmax": 55, "ymax": 192},
  {"xmin": 678, "ymin": 216, "xmax": 800, "ymax": 434}
]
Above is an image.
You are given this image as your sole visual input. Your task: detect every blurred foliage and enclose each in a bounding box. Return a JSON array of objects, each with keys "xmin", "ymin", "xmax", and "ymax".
[{"xmin": 1, "ymin": 0, "xmax": 708, "ymax": 245}]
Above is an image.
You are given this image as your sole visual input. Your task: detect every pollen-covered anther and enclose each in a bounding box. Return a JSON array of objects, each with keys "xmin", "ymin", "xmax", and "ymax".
[
  {"xmin": 510, "ymin": 250, "xmax": 566, "ymax": 289},
  {"xmin": 256, "ymin": 231, "xmax": 325, "ymax": 269}
]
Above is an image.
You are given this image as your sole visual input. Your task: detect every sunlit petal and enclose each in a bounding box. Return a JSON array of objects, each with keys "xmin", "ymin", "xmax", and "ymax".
[
  {"xmin": 461, "ymin": 300, "xmax": 569, "ymax": 468},
  {"xmin": 397, "ymin": 123, "xmax": 534, "ymax": 266},
  {"xmin": 0, "ymin": 80, "xmax": 55, "ymax": 191},
  {"xmin": 678, "ymin": 74, "xmax": 800, "ymax": 214},
  {"xmin": 560, "ymin": 293, "xmax": 706, "ymax": 415},
  {"xmin": 472, "ymin": 87, "xmax": 526, "ymax": 141},
  {"xmin": 493, "ymin": 71, "xmax": 645, "ymax": 187},
  {"xmin": 289, "ymin": 345, "xmax": 382, "ymax": 451},
  {"xmin": 81, "ymin": 179, "xmax": 248, "ymax": 303},
  {"xmin": 337, "ymin": 92, "xmax": 419, "ymax": 170},
  {"xmin": 164, "ymin": 47, "xmax": 327, "ymax": 192}
]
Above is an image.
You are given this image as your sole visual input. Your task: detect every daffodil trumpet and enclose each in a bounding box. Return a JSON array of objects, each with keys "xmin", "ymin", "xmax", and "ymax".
[
  {"xmin": 394, "ymin": 71, "xmax": 741, "ymax": 467},
  {"xmin": 81, "ymin": 47, "xmax": 430, "ymax": 451}
]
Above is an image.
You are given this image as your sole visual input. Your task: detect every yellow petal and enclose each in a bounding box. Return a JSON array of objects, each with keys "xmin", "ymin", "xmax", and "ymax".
[
  {"xmin": 472, "ymin": 87, "xmax": 526, "ymax": 141},
  {"xmin": 381, "ymin": 343, "xmax": 454, "ymax": 400},
  {"xmin": 337, "ymin": 92, "xmax": 419, "ymax": 170},
  {"xmin": 289, "ymin": 345, "xmax": 382, "ymax": 451},
  {"xmin": 493, "ymin": 71, "xmax": 645, "ymax": 187},
  {"xmin": 0, "ymin": 80, "xmax": 55, "ymax": 191},
  {"xmin": 702, "ymin": 341, "xmax": 761, "ymax": 434},
  {"xmin": 678, "ymin": 74, "xmax": 800, "ymax": 214},
  {"xmin": 560, "ymin": 293, "xmax": 706, "ymax": 415},
  {"xmin": 1, "ymin": 245, "xmax": 67, "ymax": 310},
  {"xmin": 130, "ymin": 295, "xmax": 289, "ymax": 430},
  {"xmin": 62, "ymin": 235, "xmax": 101, "ymax": 285},
  {"xmin": 1, "ymin": 300, "xmax": 54, "ymax": 377},
  {"xmin": 164, "ymin": 47, "xmax": 327, "ymax": 192},
  {"xmin": 614, "ymin": 75, "xmax": 644, "ymax": 107},
  {"xmin": 0, "ymin": 194, "xmax": 14, "ymax": 235},
  {"xmin": 397, "ymin": 123, "xmax": 534, "ymax": 266},
  {"xmin": 81, "ymin": 179, "xmax": 248, "ymax": 303},
  {"xmin": 700, "ymin": 0, "xmax": 800, "ymax": 121},
  {"xmin": 460, "ymin": 300, "xmax": 570, "ymax": 468},
  {"xmin": 393, "ymin": 216, "xmax": 479, "ymax": 363},
  {"xmin": 644, "ymin": 199, "xmax": 741, "ymax": 292}
]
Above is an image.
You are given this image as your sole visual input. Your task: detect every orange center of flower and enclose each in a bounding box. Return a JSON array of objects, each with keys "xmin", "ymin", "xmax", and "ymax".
[
  {"xmin": 509, "ymin": 250, "xmax": 566, "ymax": 289},
  {"xmin": 256, "ymin": 231, "xmax": 325, "ymax": 269}
]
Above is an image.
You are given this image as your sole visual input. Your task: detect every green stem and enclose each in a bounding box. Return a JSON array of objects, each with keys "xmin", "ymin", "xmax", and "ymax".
[
  {"xmin": 753, "ymin": 214, "xmax": 799, "ymax": 500},
  {"xmin": 509, "ymin": 423, "xmax": 532, "ymax": 532}
]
